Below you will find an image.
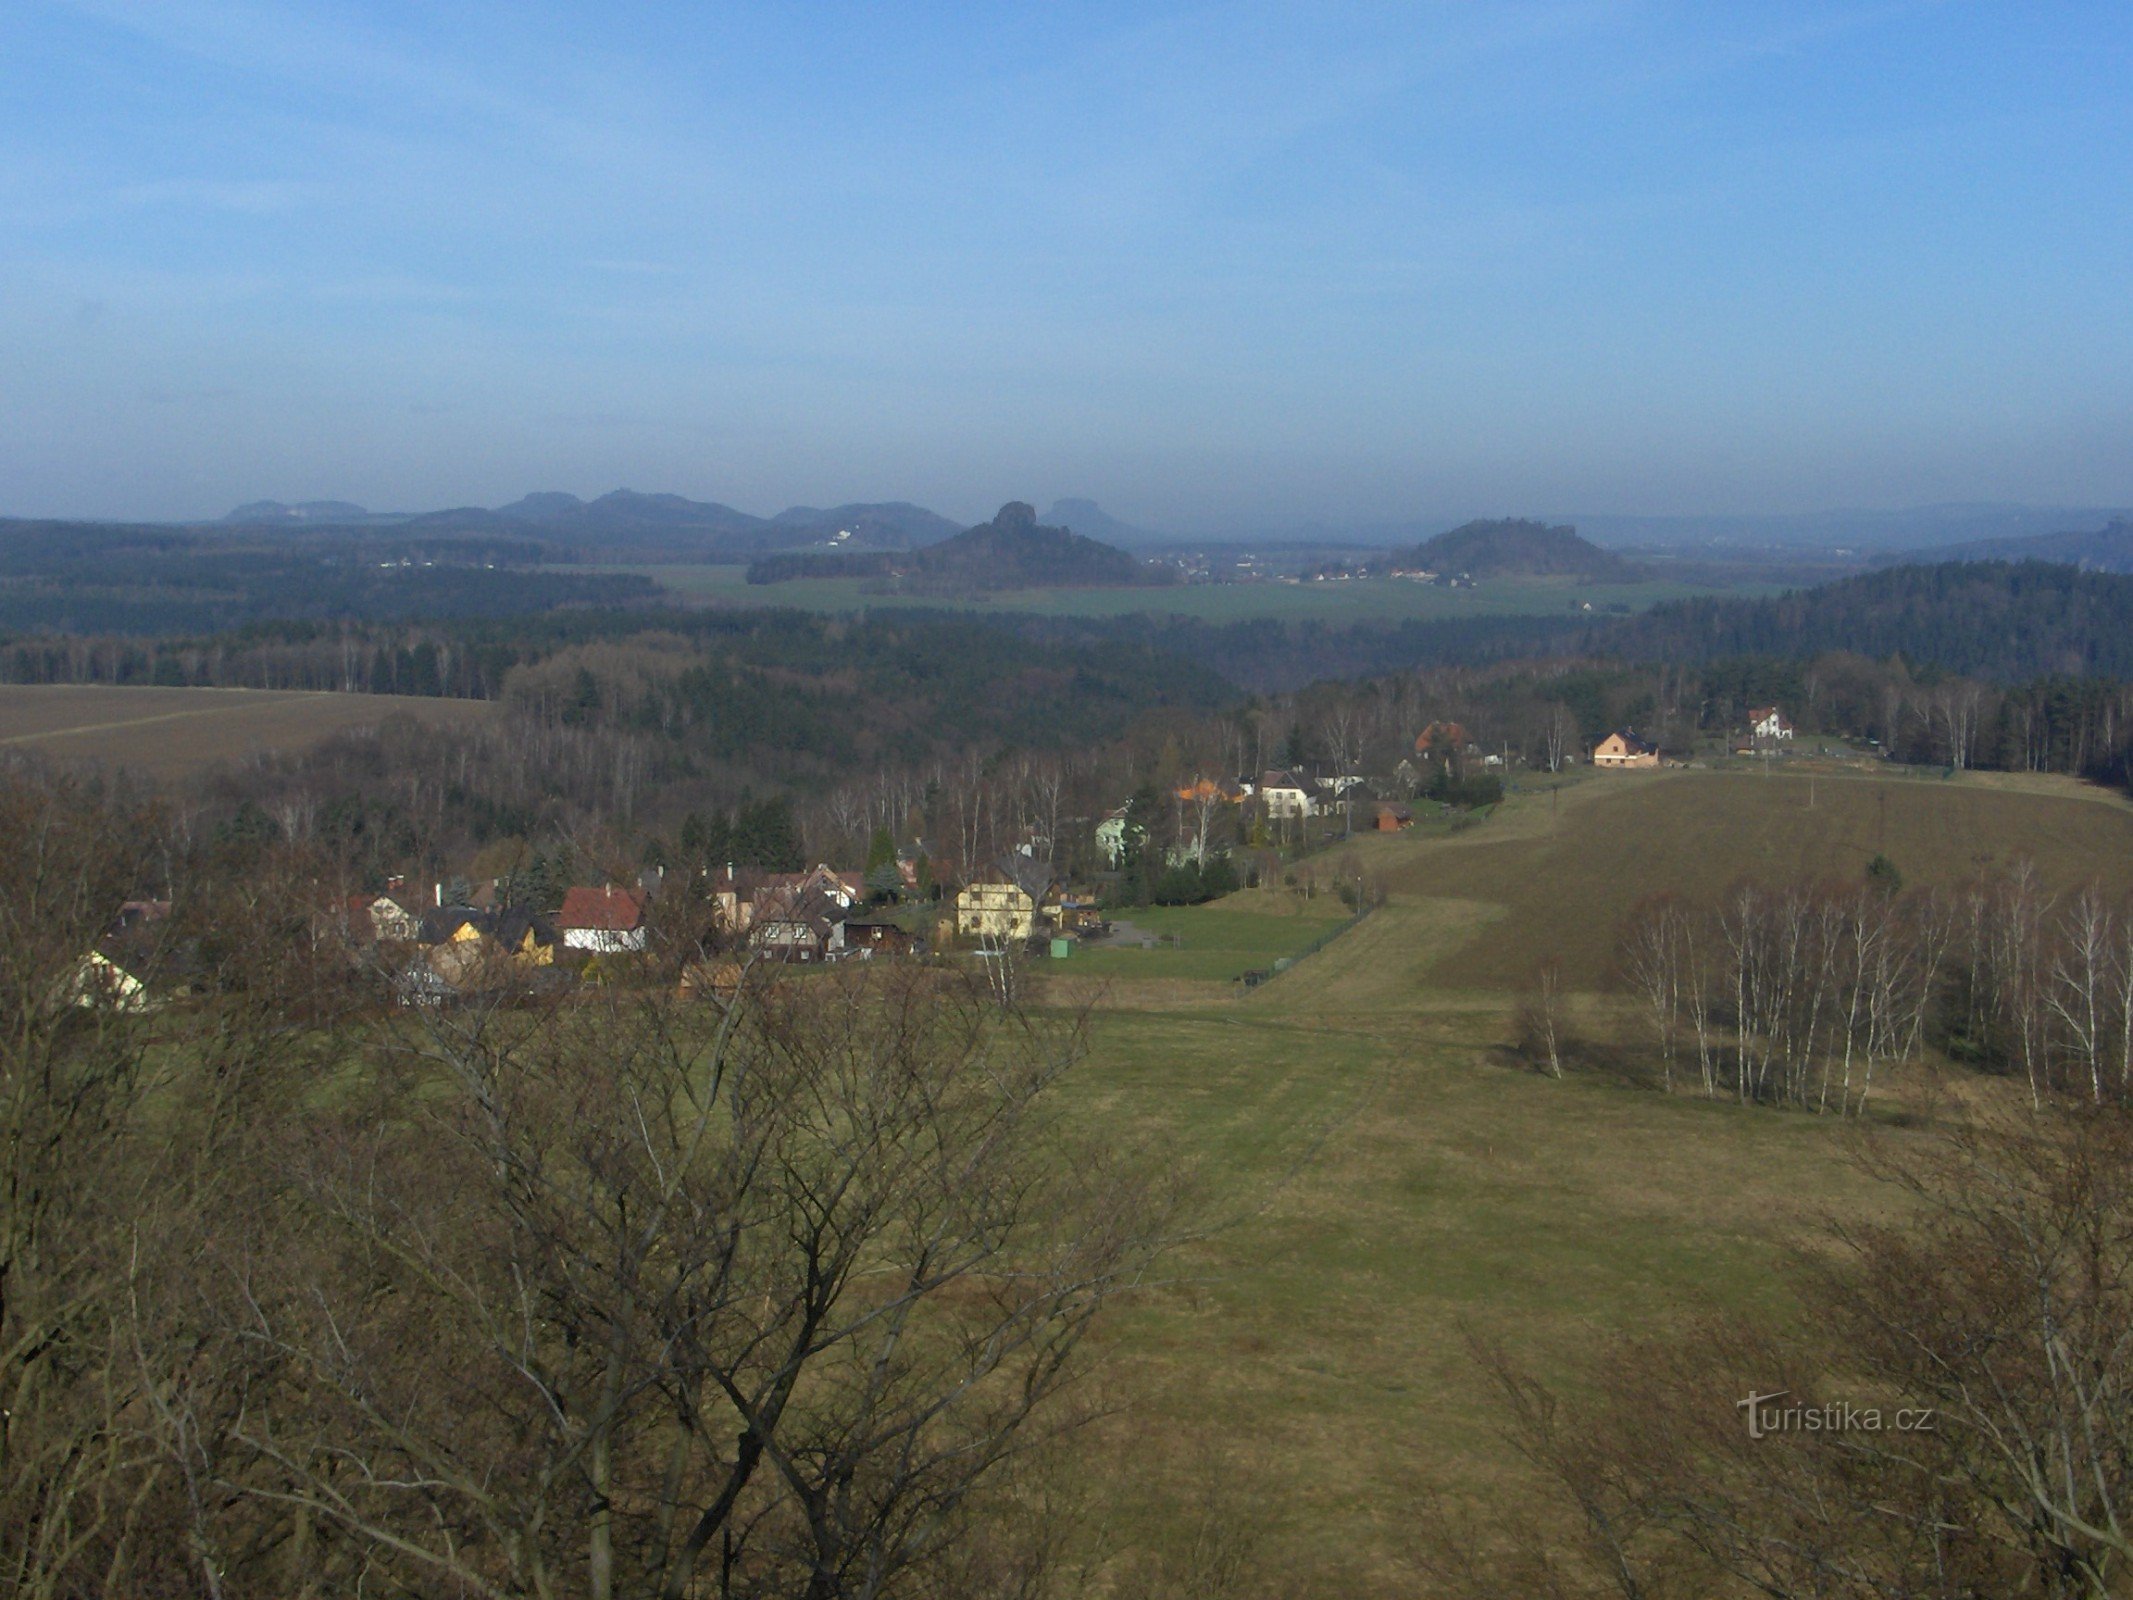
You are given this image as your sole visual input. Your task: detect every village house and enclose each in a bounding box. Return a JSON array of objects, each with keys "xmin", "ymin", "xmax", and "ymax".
[
  {"xmin": 841, "ymin": 915, "xmax": 921, "ymax": 957},
  {"xmin": 70, "ymin": 948, "xmax": 155, "ymax": 1012},
  {"xmin": 1591, "ymin": 730, "xmax": 1661, "ymax": 769},
  {"xmin": 558, "ymin": 885, "xmax": 649, "ymax": 953},
  {"xmin": 420, "ymin": 909, "xmax": 496, "ymax": 986},
  {"xmin": 417, "ymin": 906, "xmax": 559, "ymax": 988},
  {"xmin": 1094, "ymin": 806, "xmax": 1132, "ymax": 866},
  {"xmin": 1412, "ymin": 721, "xmax": 1469, "ymax": 760},
  {"xmin": 1747, "ymin": 705, "xmax": 1795, "ymax": 741},
  {"xmin": 956, "ymin": 857, "xmax": 1058, "ymax": 942},
  {"xmin": 1257, "ymin": 769, "xmax": 1316, "ymax": 820},
  {"xmin": 1373, "ymin": 802, "xmax": 1415, "ymax": 831},
  {"xmin": 749, "ymin": 896, "xmax": 845, "ymax": 962},
  {"xmin": 344, "ymin": 892, "xmax": 422, "ymax": 943}
]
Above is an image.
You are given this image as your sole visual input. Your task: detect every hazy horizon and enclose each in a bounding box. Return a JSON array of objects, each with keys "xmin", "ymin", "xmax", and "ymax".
[{"xmin": 7, "ymin": 2, "xmax": 2130, "ymax": 530}]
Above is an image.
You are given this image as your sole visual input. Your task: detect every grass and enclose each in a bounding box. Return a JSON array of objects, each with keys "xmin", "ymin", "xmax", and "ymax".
[
  {"xmin": 601, "ymin": 562, "xmax": 1768, "ymax": 624},
  {"xmin": 1058, "ymin": 897, "xmax": 1354, "ymax": 985},
  {"xmin": 0, "ymin": 684, "xmax": 496, "ymax": 779},
  {"xmin": 1033, "ymin": 766, "xmax": 2129, "ymax": 1594},
  {"xmin": 1405, "ymin": 766, "xmax": 2133, "ymax": 990}
]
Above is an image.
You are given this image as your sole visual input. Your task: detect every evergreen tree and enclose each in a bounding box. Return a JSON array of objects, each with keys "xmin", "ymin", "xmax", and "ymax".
[{"xmin": 865, "ymin": 827, "xmax": 897, "ymax": 874}]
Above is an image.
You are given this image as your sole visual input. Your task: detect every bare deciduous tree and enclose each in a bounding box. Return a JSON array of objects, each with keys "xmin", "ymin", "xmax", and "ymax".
[{"xmin": 225, "ymin": 963, "xmax": 1161, "ymax": 1599}]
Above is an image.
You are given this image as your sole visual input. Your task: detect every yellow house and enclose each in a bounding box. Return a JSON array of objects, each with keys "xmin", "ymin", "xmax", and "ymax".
[
  {"xmin": 1591, "ymin": 730, "xmax": 1660, "ymax": 769},
  {"xmin": 427, "ymin": 920, "xmax": 501, "ymax": 985},
  {"xmin": 957, "ymin": 879, "xmax": 1038, "ymax": 941}
]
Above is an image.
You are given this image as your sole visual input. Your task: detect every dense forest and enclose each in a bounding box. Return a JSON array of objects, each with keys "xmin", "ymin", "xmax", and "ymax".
[
  {"xmin": 1609, "ymin": 561, "xmax": 2133, "ymax": 680},
  {"xmin": 0, "ymin": 518, "xmax": 656, "ymax": 633}
]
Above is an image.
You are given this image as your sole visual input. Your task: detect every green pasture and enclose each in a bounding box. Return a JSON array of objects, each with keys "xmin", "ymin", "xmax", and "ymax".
[
  {"xmin": 1031, "ymin": 766, "xmax": 2133, "ymax": 1594},
  {"xmin": 1061, "ymin": 899, "xmax": 1354, "ymax": 984}
]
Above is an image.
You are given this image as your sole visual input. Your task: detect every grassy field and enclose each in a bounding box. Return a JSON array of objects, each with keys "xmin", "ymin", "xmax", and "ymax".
[
  {"xmin": 608, "ymin": 562, "xmax": 1765, "ymax": 624},
  {"xmin": 0, "ymin": 684, "xmax": 496, "ymax": 779},
  {"xmin": 1062, "ymin": 896, "xmax": 1355, "ymax": 985},
  {"xmin": 1053, "ymin": 766, "xmax": 2133, "ymax": 1594}
]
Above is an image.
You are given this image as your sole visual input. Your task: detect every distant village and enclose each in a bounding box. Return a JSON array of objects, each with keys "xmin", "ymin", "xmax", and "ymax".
[{"xmin": 69, "ymin": 706, "xmax": 1801, "ymax": 1012}]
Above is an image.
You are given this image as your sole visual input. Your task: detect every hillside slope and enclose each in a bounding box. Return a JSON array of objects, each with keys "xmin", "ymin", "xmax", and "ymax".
[{"xmin": 1352, "ymin": 771, "xmax": 2133, "ymax": 992}]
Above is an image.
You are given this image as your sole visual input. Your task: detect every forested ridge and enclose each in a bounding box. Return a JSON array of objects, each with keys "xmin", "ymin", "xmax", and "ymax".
[
  {"xmin": 1609, "ymin": 561, "xmax": 2133, "ymax": 680},
  {"xmin": 0, "ymin": 517, "xmax": 655, "ymax": 632}
]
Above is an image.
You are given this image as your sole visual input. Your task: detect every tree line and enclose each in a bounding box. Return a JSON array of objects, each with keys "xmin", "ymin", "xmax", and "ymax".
[{"xmin": 1581, "ymin": 865, "xmax": 2133, "ymax": 1113}]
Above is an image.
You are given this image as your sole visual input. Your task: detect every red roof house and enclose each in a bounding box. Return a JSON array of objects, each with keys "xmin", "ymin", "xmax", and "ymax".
[{"xmin": 558, "ymin": 886, "xmax": 649, "ymax": 953}]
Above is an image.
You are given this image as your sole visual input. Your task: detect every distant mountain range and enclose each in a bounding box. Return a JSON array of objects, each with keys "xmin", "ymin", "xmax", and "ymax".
[
  {"xmin": 225, "ymin": 499, "xmax": 393, "ymax": 526},
  {"xmin": 1569, "ymin": 503, "xmax": 2133, "ymax": 554},
  {"xmin": 1870, "ymin": 517, "xmax": 2133, "ymax": 573},
  {"xmin": 212, "ymin": 490, "xmax": 1110, "ymax": 560}
]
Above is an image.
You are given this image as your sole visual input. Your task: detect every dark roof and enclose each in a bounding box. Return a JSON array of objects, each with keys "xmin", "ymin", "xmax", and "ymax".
[
  {"xmin": 494, "ymin": 908, "xmax": 557, "ymax": 948},
  {"xmin": 981, "ymin": 854, "xmax": 1058, "ymax": 900},
  {"xmin": 419, "ymin": 907, "xmax": 488, "ymax": 945}
]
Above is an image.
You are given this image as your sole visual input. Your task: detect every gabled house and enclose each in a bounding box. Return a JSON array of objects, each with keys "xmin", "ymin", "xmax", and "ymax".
[
  {"xmin": 1257, "ymin": 769, "xmax": 1316, "ymax": 820},
  {"xmin": 1747, "ymin": 705, "xmax": 1795, "ymax": 741},
  {"xmin": 558, "ymin": 886, "xmax": 649, "ymax": 953},
  {"xmin": 956, "ymin": 856, "xmax": 1058, "ymax": 942},
  {"xmin": 423, "ymin": 913, "xmax": 504, "ymax": 987},
  {"xmin": 1591, "ymin": 730, "xmax": 1660, "ymax": 769},
  {"xmin": 749, "ymin": 890, "xmax": 846, "ymax": 962},
  {"xmin": 1373, "ymin": 802, "xmax": 1415, "ymax": 831}
]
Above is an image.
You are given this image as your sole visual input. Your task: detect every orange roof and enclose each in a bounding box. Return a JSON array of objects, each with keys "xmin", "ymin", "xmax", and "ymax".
[{"xmin": 558, "ymin": 886, "xmax": 647, "ymax": 932}]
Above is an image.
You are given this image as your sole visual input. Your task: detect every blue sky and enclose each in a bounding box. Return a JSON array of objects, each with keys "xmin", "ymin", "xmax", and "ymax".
[{"xmin": 3, "ymin": 1, "xmax": 2129, "ymax": 530}]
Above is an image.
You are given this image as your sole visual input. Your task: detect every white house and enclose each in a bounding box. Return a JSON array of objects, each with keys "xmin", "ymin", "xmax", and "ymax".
[
  {"xmin": 1094, "ymin": 807, "xmax": 1132, "ymax": 867},
  {"xmin": 1257, "ymin": 769, "xmax": 1316, "ymax": 820},
  {"xmin": 1747, "ymin": 705, "xmax": 1795, "ymax": 741}
]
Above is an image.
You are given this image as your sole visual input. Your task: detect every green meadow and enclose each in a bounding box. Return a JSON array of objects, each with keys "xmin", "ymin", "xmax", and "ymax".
[{"xmin": 1042, "ymin": 768, "xmax": 2133, "ymax": 1595}]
